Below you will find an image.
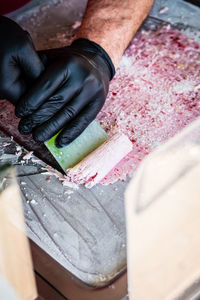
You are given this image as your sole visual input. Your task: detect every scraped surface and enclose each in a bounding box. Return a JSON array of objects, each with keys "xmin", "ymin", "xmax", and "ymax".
[{"xmin": 97, "ymin": 25, "xmax": 200, "ymax": 185}]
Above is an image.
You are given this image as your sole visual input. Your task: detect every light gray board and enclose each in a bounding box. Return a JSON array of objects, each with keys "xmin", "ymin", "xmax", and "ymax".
[
  {"xmin": 2, "ymin": 0, "xmax": 200, "ymax": 288},
  {"xmin": 21, "ymin": 171, "xmax": 127, "ymax": 286},
  {"xmin": 150, "ymin": 0, "xmax": 200, "ymax": 29},
  {"xmin": 0, "ymin": 132, "xmax": 127, "ymax": 286},
  {"xmin": 149, "ymin": 0, "xmax": 200, "ymax": 42}
]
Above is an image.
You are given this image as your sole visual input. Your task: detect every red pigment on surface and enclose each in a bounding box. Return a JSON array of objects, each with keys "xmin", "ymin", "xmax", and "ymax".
[
  {"xmin": 0, "ymin": 26, "xmax": 200, "ymax": 187},
  {"xmin": 97, "ymin": 25, "xmax": 200, "ymax": 185}
]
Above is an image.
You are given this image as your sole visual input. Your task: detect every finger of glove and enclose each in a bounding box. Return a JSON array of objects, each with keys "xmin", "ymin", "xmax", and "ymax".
[
  {"xmin": 0, "ymin": 53, "xmax": 26, "ymax": 103},
  {"xmin": 56, "ymin": 100, "xmax": 102, "ymax": 148},
  {"xmin": 15, "ymin": 62, "xmax": 68, "ymax": 118},
  {"xmin": 4, "ymin": 78, "xmax": 26, "ymax": 105},
  {"xmin": 18, "ymin": 82, "xmax": 80, "ymax": 134},
  {"xmin": 0, "ymin": 69, "xmax": 26, "ymax": 104},
  {"xmin": 32, "ymin": 86, "xmax": 95, "ymax": 142}
]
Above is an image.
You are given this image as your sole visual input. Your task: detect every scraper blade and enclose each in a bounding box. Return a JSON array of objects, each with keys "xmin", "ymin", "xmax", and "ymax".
[{"xmin": 45, "ymin": 120, "xmax": 108, "ymax": 172}]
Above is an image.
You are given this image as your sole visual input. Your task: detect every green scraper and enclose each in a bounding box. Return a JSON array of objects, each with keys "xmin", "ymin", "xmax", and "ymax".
[{"xmin": 45, "ymin": 120, "xmax": 109, "ymax": 172}]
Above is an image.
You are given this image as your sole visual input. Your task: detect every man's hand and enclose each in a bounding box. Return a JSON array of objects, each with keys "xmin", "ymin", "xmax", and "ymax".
[
  {"xmin": 15, "ymin": 39, "xmax": 115, "ymax": 148},
  {"xmin": 0, "ymin": 16, "xmax": 43, "ymax": 104},
  {"xmin": 14, "ymin": 0, "xmax": 153, "ymax": 147}
]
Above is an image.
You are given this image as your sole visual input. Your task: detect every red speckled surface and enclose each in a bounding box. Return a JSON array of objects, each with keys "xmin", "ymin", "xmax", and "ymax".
[
  {"xmin": 98, "ymin": 25, "xmax": 200, "ymax": 185},
  {"xmin": 0, "ymin": 26, "xmax": 200, "ymax": 186}
]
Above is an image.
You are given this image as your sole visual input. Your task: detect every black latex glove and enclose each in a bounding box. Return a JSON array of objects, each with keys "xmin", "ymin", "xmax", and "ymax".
[
  {"xmin": 15, "ymin": 39, "xmax": 115, "ymax": 148},
  {"xmin": 0, "ymin": 16, "xmax": 44, "ymax": 104}
]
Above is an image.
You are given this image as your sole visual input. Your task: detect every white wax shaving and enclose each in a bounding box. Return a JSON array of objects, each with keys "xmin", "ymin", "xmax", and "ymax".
[
  {"xmin": 15, "ymin": 145, "xmax": 22, "ymax": 157},
  {"xmin": 72, "ymin": 21, "xmax": 81, "ymax": 29},
  {"xmin": 64, "ymin": 189, "xmax": 74, "ymax": 195},
  {"xmin": 23, "ymin": 151, "xmax": 33, "ymax": 160},
  {"xmin": 67, "ymin": 133, "xmax": 133, "ymax": 188},
  {"xmin": 159, "ymin": 6, "xmax": 169, "ymax": 14},
  {"xmin": 43, "ymin": 165, "xmax": 79, "ymax": 189},
  {"xmin": 2, "ymin": 142, "xmax": 11, "ymax": 147}
]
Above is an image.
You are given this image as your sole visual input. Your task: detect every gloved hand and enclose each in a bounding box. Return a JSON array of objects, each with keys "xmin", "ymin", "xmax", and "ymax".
[
  {"xmin": 15, "ymin": 39, "xmax": 115, "ymax": 148},
  {"xmin": 0, "ymin": 16, "xmax": 44, "ymax": 104}
]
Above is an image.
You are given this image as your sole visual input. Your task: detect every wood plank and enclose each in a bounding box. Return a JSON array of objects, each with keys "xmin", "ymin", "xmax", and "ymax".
[
  {"xmin": 126, "ymin": 118, "xmax": 200, "ymax": 300},
  {"xmin": 0, "ymin": 167, "xmax": 37, "ymax": 300},
  {"xmin": 32, "ymin": 241, "xmax": 127, "ymax": 300},
  {"xmin": 35, "ymin": 273, "xmax": 66, "ymax": 300}
]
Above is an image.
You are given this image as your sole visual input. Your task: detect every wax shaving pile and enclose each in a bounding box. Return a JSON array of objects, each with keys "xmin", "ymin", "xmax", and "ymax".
[
  {"xmin": 67, "ymin": 133, "xmax": 133, "ymax": 188},
  {"xmin": 95, "ymin": 25, "xmax": 200, "ymax": 185}
]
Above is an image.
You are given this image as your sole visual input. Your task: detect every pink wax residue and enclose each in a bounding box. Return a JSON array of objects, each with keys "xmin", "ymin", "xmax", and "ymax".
[
  {"xmin": 97, "ymin": 26, "xmax": 200, "ymax": 185},
  {"xmin": 159, "ymin": 6, "xmax": 169, "ymax": 14},
  {"xmin": 0, "ymin": 26, "xmax": 200, "ymax": 188},
  {"xmin": 67, "ymin": 133, "xmax": 132, "ymax": 188}
]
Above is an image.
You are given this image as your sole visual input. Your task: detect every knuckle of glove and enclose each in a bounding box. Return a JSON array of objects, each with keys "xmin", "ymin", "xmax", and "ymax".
[
  {"xmin": 18, "ymin": 112, "xmax": 44, "ymax": 135},
  {"xmin": 18, "ymin": 118, "xmax": 33, "ymax": 134},
  {"xmin": 32, "ymin": 127, "xmax": 48, "ymax": 142},
  {"xmin": 64, "ymin": 106, "xmax": 76, "ymax": 120},
  {"xmin": 15, "ymin": 100, "xmax": 29, "ymax": 118}
]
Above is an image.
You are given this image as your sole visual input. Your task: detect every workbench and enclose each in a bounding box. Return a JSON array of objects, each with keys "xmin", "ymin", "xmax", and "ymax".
[{"xmin": 0, "ymin": 1, "xmax": 200, "ymax": 299}]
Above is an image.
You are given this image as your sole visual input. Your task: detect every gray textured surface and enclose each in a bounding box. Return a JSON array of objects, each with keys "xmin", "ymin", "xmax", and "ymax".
[
  {"xmin": 1, "ymin": 0, "xmax": 200, "ymax": 289},
  {"xmin": 150, "ymin": 0, "xmax": 200, "ymax": 28},
  {"xmin": 8, "ymin": 0, "xmax": 87, "ymax": 49},
  {"xmin": 149, "ymin": 0, "xmax": 200, "ymax": 42},
  {"xmin": 0, "ymin": 131, "xmax": 128, "ymax": 286}
]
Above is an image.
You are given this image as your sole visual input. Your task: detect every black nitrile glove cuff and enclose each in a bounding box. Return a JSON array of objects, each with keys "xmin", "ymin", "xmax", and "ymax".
[{"xmin": 71, "ymin": 38, "xmax": 115, "ymax": 80}]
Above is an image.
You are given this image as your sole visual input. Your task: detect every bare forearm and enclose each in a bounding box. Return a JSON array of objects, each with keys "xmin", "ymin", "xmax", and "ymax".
[{"xmin": 75, "ymin": 0, "xmax": 154, "ymax": 68}]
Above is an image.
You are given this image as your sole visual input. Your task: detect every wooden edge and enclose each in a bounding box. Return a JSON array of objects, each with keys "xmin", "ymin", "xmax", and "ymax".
[
  {"xmin": 35, "ymin": 273, "xmax": 66, "ymax": 300},
  {"xmin": 30, "ymin": 240, "xmax": 127, "ymax": 300},
  {"xmin": 0, "ymin": 168, "xmax": 37, "ymax": 300}
]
